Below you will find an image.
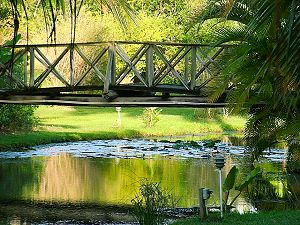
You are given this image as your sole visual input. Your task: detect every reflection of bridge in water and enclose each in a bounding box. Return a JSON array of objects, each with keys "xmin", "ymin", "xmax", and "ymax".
[{"xmin": 0, "ymin": 41, "xmax": 230, "ymax": 107}]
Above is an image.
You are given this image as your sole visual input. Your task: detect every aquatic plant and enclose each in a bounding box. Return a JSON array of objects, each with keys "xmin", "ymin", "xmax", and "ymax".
[
  {"xmin": 173, "ymin": 140, "xmax": 200, "ymax": 149},
  {"xmin": 131, "ymin": 179, "xmax": 173, "ymax": 225}
]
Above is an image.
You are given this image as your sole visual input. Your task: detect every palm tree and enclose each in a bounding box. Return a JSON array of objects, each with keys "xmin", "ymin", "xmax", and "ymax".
[{"xmin": 199, "ymin": 0, "xmax": 300, "ymax": 171}]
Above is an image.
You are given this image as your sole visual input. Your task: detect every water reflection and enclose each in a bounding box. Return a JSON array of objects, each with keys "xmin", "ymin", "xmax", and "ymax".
[
  {"xmin": 0, "ymin": 138, "xmax": 298, "ymax": 224},
  {"xmin": 0, "ymin": 158, "xmax": 43, "ymax": 200},
  {"xmin": 1, "ymin": 153, "xmax": 231, "ymax": 206}
]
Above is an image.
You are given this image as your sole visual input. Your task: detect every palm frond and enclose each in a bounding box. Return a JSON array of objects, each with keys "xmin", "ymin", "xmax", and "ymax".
[{"xmin": 196, "ymin": 0, "xmax": 255, "ymax": 26}]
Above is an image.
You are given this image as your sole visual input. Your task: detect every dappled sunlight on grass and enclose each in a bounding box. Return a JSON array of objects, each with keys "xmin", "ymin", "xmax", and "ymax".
[{"xmin": 0, "ymin": 106, "xmax": 246, "ymax": 148}]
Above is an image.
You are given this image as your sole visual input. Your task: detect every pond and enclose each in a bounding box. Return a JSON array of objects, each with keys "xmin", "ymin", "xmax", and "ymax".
[{"xmin": 0, "ymin": 137, "xmax": 297, "ymax": 224}]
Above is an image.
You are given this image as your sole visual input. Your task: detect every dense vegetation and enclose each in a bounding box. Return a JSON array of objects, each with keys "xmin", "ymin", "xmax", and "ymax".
[
  {"xmin": 0, "ymin": 0, "xmax": 211, "ymax": 44},
  {"xmin": 0, "ymin": 1, "xmax": 299, "ymax": 171},
  {"xmin": 195, "ymin": 0, "xmax": 300, "ymax": 171}
]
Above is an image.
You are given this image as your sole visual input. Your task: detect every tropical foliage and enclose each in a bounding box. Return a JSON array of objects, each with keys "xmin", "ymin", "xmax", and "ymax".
[
  {"xmin": 197, "ymin": 0, "xmax": 300, "ymax": 170},
  {"xmin": 223, "ymin": 165, "xmax": 262, "ymax": 211}
]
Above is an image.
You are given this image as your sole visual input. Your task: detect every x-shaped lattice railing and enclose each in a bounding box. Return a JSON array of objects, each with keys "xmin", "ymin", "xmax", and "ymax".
[{"xmin": 0, "ymin": 41, "xmax": 229, "ymax": 94}]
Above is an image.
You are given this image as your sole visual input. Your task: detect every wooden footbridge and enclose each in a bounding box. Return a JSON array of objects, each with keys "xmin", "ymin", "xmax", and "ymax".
[{"xmin": 0, "ymin": 41, "xmax": 229, "ymax": 107}]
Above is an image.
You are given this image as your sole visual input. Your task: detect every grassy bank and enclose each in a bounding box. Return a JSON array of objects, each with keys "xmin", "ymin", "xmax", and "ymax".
[
  {"xmin": 171, "ymin": 211, "xmax": 300, "ymax": 225},
  {"xmin": 0, "ymin": 106, "xmax": 246, "ymax": 149}
]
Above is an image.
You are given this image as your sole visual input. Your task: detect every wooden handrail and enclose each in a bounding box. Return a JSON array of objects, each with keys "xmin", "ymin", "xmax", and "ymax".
[
  {"xmin": 0, "ymin": 41, "xmax": 235, "ymax": 49},
  {"xmin": 0, "ymin": 41, "xmax": 228, "ymax": 94}
]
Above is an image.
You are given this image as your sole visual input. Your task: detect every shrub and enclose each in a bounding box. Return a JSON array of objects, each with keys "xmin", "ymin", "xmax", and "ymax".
[
  {"xmin": 0, "ymin": 36, "xmax": 38, "ymax": 133},
  {"xmin": 140, "ymin": 107, "xmax": 162, "ymax": 128},
  {"xmin": 0, "ymin": 104, "xmax": 38, "ymax": 133}
]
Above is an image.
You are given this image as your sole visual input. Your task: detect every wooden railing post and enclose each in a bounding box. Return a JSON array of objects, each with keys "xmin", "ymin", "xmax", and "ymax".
[
  {"xmin": 70, "ymin": 44, "xmax": 75, "ymax": 86},
  {"xmin": 146, "ymin": 44, "xmax": 154, "ymax": 87},
  {"xmin": 104, "ymin": 43, "xmax": 116, "ymax": 93},
  {"xmin": 111, "ymin": 44, "xmax": 116, "ymax": 86},
  {"xmin": 24, "ymin": 47, "xmax": 28, "ymax": 87},
  {"xmin": 184, "ymin": 46, "xmax": 189, "ymax": 84},
  {"xmin": 29, "ymin": 47, "xmax": 35, "ymax": 87},
  {"xmin": 191, "ymin": 46, "xmax": 197, "ymax": 90}
]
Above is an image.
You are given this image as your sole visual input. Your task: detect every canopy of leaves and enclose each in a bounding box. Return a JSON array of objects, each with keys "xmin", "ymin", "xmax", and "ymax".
[{"xmin": 195, "ymin": 0, "xmax": 300, "ymax": 162}]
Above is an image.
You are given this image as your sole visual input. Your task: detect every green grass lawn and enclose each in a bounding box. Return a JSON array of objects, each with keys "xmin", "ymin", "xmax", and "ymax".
[
  {"xmin": 0, "ymin": 106, "xmax": 246, "ymax": 148},
  {"xmin": 171, "ymin": 211, "xmax": 300, "ymax": 225}
]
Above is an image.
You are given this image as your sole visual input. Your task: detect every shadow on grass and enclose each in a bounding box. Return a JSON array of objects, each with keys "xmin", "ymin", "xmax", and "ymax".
[
  {"xmin": 71, "ymin": 107, "xmax": 144, "ymax": 119},
  {"xmin": 214, "ymin": 115, "xmax": 235, "ymax": 132},
  {"xmin": 45, "ymin": 106, "xmax": 200, "ymax": 123},
  {"xmin": 70, "ymin": 106, "xmax": 115, "ymax": 116},
  {"xmin": 123, "ymin": 107, "xmax": 196, "ymax": 122}
]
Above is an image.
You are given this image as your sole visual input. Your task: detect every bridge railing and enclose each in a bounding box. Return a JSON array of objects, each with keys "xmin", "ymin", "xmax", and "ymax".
[{"xmin": 0, "ymin": 41, "xmax": 230, "ymax": 94}]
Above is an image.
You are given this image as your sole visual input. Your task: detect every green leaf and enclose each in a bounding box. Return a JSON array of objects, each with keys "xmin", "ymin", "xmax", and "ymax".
[
  {"xmin": 235, "ymin": 167, "xmax": 262, "ymax": 191},
  {"xmin": 58, "ymin": 0, "xmax": 66, "ymax": 14},
  {"xmin": 4, "ymin": 34, "xmax": 21, "ymax": 46},
  {"xmin": 223, "ymin": 166, "xmax": 238, "ymax": 192}
]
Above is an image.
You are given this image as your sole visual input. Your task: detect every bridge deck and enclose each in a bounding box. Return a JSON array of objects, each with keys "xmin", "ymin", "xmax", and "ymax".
[{"xmin": 0, "ymin": 94, "xmax": 226, "ymax": 107}]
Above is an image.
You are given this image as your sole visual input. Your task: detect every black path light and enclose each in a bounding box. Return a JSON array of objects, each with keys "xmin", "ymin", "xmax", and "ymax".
[
  {"xmin": 215, "ymin": 155, "xmax": 225, "ymax": 218},
  {"xmin": 215, "ymin": 155, "xmax": 225, "ymax": 169}
]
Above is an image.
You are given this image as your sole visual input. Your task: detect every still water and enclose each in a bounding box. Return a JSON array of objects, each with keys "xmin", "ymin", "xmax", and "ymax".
[{"xmin": 0, "ymin": 137, "xmax": 293, "ymax": 224}]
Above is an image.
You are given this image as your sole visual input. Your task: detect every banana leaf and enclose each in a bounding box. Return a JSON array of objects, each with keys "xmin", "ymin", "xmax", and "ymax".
[
  {"xmin": 235, "ymin": 167, "xmax": 262, "ymax": 191},
  {"xmin": 223, "ymin": 165, "xmax": 238, "ymax": 192}
]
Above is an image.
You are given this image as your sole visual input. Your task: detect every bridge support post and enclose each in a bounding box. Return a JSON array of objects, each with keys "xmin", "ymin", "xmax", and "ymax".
[
  {"xmin": 191, "ymin": 46, "xmax": 197, "ymax": 90},
  {"xmin": 146, "ymin": 45, "xmax": 154, "ymax": 87},
  {"xmin": 29, "ymin": 47, "xmax": 35, "ymax": 88},
  {"xmin": 104, "ymin": 43, "xmax": 116, "ymax": 93},
  {"xmin": 24, "ymin": 47, "xmax": 28, "ymax": 86},
  {"xmin": 184, "ymin": 46, "xmax": 189, "ymax": 84},
  {"xmin": 70, "ymin": 44, "xmax": 75, "ymax": 86}
]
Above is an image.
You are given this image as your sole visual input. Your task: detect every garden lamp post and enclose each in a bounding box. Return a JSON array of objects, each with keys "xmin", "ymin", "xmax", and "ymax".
[
  {"xmin": 215, "ymin": 155, "xmax": 225, "ymax": 218},
  {"xmin": 116, "ymin": 107, "xmax": 122, "ymax": 127}
]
